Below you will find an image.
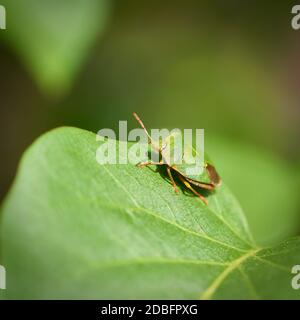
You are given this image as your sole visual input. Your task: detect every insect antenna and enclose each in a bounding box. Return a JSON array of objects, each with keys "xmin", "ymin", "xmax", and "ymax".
[{"xmin": 133, "ymin": 112, "xmax": 160, "ymax": 153}]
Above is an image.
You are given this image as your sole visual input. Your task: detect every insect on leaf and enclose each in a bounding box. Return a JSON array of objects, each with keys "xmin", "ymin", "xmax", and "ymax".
[{"xmin": 1, "ymin": 127, "xmax": 300, "ymax": 299}]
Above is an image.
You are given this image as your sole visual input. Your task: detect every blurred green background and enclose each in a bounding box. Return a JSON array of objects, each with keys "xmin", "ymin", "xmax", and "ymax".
[{"xmin": 0, "ymin": 0, "xmax": 299, "ymax": 246}]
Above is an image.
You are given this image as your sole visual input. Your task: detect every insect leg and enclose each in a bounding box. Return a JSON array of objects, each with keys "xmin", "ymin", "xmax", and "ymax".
[
  {"xmin": 136, "ymin": 161, "xmax": 162, "ymax": 167},
  {"xmin": 185, "ymin": 178, "xmax": 214, "ymax": 190},
  {"xmin": 166, "ymin": 166, "xmax": 179, "ymax": 194},
  {"xmin": 177, "ymin": 174, "xmax": 208, "ymax": 205}
]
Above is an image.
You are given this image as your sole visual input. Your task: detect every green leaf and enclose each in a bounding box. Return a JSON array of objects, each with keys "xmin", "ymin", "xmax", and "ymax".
[
  {"xmin": 0, "ymin": 0, "xmax": 110, "ymax": 95},
  {"xmin": 1, "ymin": 127, "xmax": 300, "ymax": 299},
  {"xmin": 206, "ymin": 135, "xmax": 300, "ymax": 246}
]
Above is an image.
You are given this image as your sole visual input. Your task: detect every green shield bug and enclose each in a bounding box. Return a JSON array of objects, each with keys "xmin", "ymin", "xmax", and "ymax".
[{"xmin": 133, "ymin": 112, "xmax": 221, "ymax": 205}]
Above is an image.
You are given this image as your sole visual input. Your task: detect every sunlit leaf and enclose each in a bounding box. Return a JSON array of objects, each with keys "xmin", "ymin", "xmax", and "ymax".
[{"xmin": 1, "ymin": 127, "xmax": 299, "ymax": 299}]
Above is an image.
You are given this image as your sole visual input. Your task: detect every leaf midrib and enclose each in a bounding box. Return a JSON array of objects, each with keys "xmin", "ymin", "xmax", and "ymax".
[
  {"xmin": 35, "ymin": 154, "xmax": 251, "ymax": 253},
  {"xmin": 200, "ymin": 248, "xmax": 259, "ymax": 299},
  {"xmin": 102, "ymin": 165, "xmax": 254, "ymax": 250}
]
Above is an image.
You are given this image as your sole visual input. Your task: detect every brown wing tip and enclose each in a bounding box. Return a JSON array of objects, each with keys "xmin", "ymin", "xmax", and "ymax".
[{"xmin": 206, "ymin": 163, "xmax": 222, "ymax": 187}]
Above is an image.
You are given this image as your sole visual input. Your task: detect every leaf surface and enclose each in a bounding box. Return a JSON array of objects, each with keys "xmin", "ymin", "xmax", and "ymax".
[{"xmin": 1, "ymin": 127, "xmax": 299, "ymax": 299}]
